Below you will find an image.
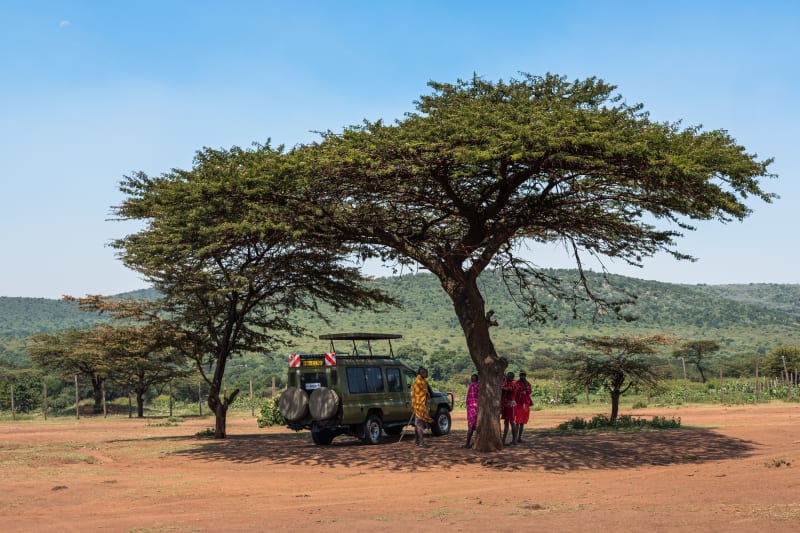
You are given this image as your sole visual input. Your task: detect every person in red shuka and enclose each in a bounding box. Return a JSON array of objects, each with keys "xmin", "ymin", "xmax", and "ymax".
[
  {"xmin": 501, "ymin": 371, "xmax": 519, "ymax": 446},
  {"xmin": 513, "ymin": 372, "xmax": 533, "ymax": 443}
]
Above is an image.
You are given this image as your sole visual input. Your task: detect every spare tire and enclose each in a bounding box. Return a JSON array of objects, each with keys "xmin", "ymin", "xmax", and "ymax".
[
  {"xmin": 309, "ymin": 387, "xmax": 340, "ymax": 421},
  {"xmin": 278, "ymin": 387, "xmax": 309, "ymax": 421}
]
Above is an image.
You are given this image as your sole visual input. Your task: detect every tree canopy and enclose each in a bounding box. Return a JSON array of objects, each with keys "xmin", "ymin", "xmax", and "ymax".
[
  {"xmin": 673, "ymin": 340, "xmax": 721, "ymax": 383},
  {"xmin": 284, "ymin": 73, "xmax": 774, "ymax": 451},
  {"xmin": 111, "ymin": 144, "xmax": 393, "ymax": 437},
  {"xmin": 566, "ymin": 334, "xmax": 673, "ymax": 421}
]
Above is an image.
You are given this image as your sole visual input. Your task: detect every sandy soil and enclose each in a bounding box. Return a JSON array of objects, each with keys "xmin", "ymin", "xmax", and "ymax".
[{"xmin": 1, "ymin": 403, "xmax": 799, "ymax": 532}]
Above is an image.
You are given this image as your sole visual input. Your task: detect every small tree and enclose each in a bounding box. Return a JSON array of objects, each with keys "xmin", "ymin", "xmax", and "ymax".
[
  {"xmin": 110, "ymin": 144, "xmax": 393, "ymax": 438},
  {"xmin": 763, "ymin": 346, "xmax": 800, "ymax": 381},
  {"xmin": 94, "ymin": 322, "xmax": 190, "ymax": 417},
  {"xmin": 672, "ymin": 340, "xmax": 720, "ymax": 383},
  {"xmin": 566, "ymin": 335, "xmax": 673, "ymax": 422},
  {"xmin": 28, "ymin": 328, "xmax": 108, "ymax": 413}
]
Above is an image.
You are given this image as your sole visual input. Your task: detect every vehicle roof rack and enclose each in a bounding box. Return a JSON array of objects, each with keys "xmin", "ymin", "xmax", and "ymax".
[{"xmin": 319, "ymin": 332, "xmax": 402, "ymax": 357}]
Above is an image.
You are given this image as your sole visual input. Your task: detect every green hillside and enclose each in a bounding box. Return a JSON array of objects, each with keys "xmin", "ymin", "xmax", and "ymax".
[{"xmin": 2, "ymin": 271, "xmax": 799, "ymax": 372}]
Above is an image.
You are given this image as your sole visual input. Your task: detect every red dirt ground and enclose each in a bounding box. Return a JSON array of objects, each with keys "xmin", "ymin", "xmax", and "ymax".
[{"xmin": 1, "ymin": 403, "xmax": 799, "ymax": 532}]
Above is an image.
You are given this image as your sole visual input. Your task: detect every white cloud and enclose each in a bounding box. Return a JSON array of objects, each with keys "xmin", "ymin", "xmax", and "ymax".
[{"xmin": 58, "ymin": 20, "xmax": 72, "ymax": 29}]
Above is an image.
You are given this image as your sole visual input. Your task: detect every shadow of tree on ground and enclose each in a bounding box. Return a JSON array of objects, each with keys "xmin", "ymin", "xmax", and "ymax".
[{"xmin": 161, "ymin": 428, "xmax": 757, "ymax": 473}]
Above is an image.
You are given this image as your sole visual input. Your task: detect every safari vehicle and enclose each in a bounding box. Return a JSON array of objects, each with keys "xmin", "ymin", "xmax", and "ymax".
[{"xmin": 278, "ymin": 332, "xmax": 454, "ymax": 445}]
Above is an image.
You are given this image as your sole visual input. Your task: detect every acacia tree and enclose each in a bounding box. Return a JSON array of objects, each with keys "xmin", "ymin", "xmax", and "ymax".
[
  {"xmin": 111, "ymin": 144, "xmax": 392, "ymax": 437},
  {"xmin": 28, "ymin": 327, "xmax": 109, "ymax": 413},
  {"xmin": 95, "ymin": 322, "xmax": 189, "ymax": 417},
  {"xmin": 286, "ymin": 73, "xmax": 774, "ymax": 451},
  {"xmin": 673, "ymin": 340, "xmax": 720, "ymax": 383},
  {"xmin": 566, "ymin": 335, "xmax": 672, "ymax": 422}
]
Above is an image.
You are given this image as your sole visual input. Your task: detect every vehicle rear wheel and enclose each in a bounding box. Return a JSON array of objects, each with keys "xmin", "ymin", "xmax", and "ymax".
[
  {"xmin": 363, "ymin": 414, "xmax": 383, "ymax": 445},
  {"xmin": 431, "ymin": 408, "xmax": 451, "ymax": 436},
  {"xmin": 311, "ymin": 429, "xmax": 334, "ymax": 445}
]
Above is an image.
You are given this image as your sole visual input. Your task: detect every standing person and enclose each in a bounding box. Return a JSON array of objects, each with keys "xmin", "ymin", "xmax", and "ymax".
[
  {"xmin": 514, "ymin": 372, "xmax": 533, "ymax": 443},
  {"xmin": 501, "ymin": 371, "xmax": 519, "ymax": 446},
  {"xmin": 464, "ymin": 374, "xmax": 480, "ymax": 449},
  {"xmin": 411, "ymin": 367, "xmax": 433, "ymax": 447}
]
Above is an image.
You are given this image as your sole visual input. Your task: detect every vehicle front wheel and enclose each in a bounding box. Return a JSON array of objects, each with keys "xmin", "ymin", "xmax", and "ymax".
[
  {"xmin": 430, "ymin": 408, "xmax": 451, "ymax": 436},
  {"xmin": 363, "ymin": 414, "xmax": 383, "ymax": 445}
]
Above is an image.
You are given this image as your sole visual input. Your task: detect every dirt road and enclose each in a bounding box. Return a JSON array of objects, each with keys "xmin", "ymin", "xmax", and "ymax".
[{"xmin": 1, "ymin": 403, "xmax": 798, "ymax": 531}]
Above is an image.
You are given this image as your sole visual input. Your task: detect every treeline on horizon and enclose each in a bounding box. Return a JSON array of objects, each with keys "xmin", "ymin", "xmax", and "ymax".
[{"xmin": 2, "ymin": 270, "xmax": 800, "ymax": 385}]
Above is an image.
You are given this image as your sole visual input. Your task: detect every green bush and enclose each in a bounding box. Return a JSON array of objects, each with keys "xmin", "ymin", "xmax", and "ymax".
[
  {"xmin": 257, "ymin": 396, "xmax": 285, "ymax": 428},
  {"xmin": 556, "ymin": 414, "xmax": 681, "ymax": 431}
]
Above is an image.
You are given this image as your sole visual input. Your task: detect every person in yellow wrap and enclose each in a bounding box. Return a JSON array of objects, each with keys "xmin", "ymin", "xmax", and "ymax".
[{"xmin": 411, "ymin": 367, "xmax": 433, "ymax": 447}]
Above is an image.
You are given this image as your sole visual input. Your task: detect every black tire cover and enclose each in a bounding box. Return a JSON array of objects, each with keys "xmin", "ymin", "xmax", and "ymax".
[
  {"xmin": 278, "ymin": 387, "xmax": 309, "ymax": 421},
  {"xmin": 309, "ymin": 387, "xmax": 340, "ymax": 420}
]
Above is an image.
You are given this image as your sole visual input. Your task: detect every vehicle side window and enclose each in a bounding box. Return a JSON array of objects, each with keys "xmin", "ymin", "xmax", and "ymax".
[
  {"xmin": 346, "ymin": 367, "xmax": 385, "ymax": 393},
  {"xmin": 347, "ymin": 368, "xmax": 367, "ymax": 394},
  {"xmin": 386, "ymin": 368, "xmax": 402, "ymax": 392},
  {"xmin": 365, "ymin": 367, "xmax": 384, "ymax": 393}
]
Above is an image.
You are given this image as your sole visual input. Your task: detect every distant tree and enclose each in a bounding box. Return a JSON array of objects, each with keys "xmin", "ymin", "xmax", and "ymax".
[
  {"xmin": 763, "ymin": 346, "xmax": 800, "ymax": 380},
  {"xmin": 565, "ymin": 335, "xmax": 673, "ymax": 421},
  {"xmin": 28, "ymin": 328, "xmax": 108, "ymax": 413},
  {"xmin": 0, "ymin": 369, "xmax": 42, "ymax": 413},
  {"xmin": 673, "ymin": 340, "xmax": 720, "ymax": 383},
  {"xmin": 91, "ymin": 321, "xmax": 190, "ymax": 417},
  {"xmin": 286, "ymin": 73, "xmax": 774, "ymax": 451},
  {"xmin": 109, "ymin": 144, "xmax": 393, "ymax": 438}
]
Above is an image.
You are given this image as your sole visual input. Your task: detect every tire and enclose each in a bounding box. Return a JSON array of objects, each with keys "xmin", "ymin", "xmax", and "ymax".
[
  {"xmin": 311, "ymin": 429, "xmax": 335, "ymax": 445},
  {"xmin": 309, "ymin": 387, "xmax": 340, "ymax": 420},
  {"xmin": 278, "ymin": 387, "xmax": 309, "ymax": 421},
  {"xmin": 362, "ymin": 414, "xmax": 383, "ymax": 445},
  {"xmin": 431, "ymin": 408, "xmax": 451, "ymax": 436}
]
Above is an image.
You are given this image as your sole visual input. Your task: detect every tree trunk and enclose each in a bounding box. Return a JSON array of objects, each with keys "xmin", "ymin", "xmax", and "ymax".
[
  {"xmin": 136, "ymin": 390, "xmax": 145, "ymax": 418},
  {"xmin": 208, "ymin": 381, "xmax": 240, "ymax": 439},
  {"xmin": 446, "ymin": 278, "xmax": 507, "ymax": 452},
  {"xmin": 697, "ymin": 365, "xmax": 707, "ymax": 383},
  {"xmin": 91, "ymin": 375, "xmax": 104, "ymax": 414},
  {"xmin": 610, "ymin": 389, "xmax": 621, "ymax": 422}
]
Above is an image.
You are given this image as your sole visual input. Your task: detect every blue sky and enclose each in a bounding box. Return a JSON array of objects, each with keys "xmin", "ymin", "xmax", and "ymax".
[{"xmin": 1, "ymin": 1, "xmax": 798, "ymax": 298}]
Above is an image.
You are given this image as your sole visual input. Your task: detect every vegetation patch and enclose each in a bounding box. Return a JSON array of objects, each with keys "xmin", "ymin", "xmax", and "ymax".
[
  {"xmin": 194, "ymin": 428, "xmax": 215, "ymax": 438},
  {"xmin": 145, "ymin": 416, "xmax": 184, "ymax": 427},
  {"xmin": 764, "ymin": 458, "xmax": 791, "ymax": 468},
  {"xmin": 256, "ymin": 397, "xmax": 285, "ymax": 428},
  {"xmin": 555, "ymin": 414, "xmax": 682, "ymax": 431}
]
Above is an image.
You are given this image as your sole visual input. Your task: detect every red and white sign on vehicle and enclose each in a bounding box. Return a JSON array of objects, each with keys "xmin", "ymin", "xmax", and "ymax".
[
  {"xmin": 324, "ymin": 352, "xmax": 336, "ymax": 366},
  {"xmin": 289, "ymin": 353, "xmax": 301, "ymax": 368}
]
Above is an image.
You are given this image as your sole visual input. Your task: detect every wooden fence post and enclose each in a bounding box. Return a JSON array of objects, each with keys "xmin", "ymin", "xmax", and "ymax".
[
  {"xmin": 719, "ymin": 366, "xmax": 724, "ymax": 404},
  {"xmin": 781, "ymin": 356, "xmax": 793, "ymax": 399},
  {"xmin": 272, "ymin": 377, "xmax": 276, "ymax": 398},
  {"xmin": 43, "ymin": 382, "xmax": 48, "ymax": 420},
  {"xmin": 10, "ymin": 383, "xmax": 15, "ymax": 422},
  {"xmin": 250, "ymin": 379, "xmax": 254, "ymax": 417},
  {"xmin": 169, "ymin": 381, "xmax": 173, "ymax": 417},
  {"xmin": 754, "ymin": 359, "xmax": 760, "ymax": 403},
  {"xmin": 681, "ymin": 357, "xmax": 688, "ymax": 402},
  {"xmin": 102, "ymin": 380, "xmax": 107, "ymax": 418},
  {"xmin": 198, "ymin": 382, "xmax": 203, "ymax": 416},
  {"xmin": 74, "ymin": 374, "xmax": 80, "ymax": 420}
]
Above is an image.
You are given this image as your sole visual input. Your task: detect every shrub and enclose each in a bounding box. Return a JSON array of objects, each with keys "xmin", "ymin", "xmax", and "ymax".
[
  {"xmin": 556, "ymin": 414, "xmax": 681, "ymax": 431},
  {"xmin": 257, "ymin": 396, "xmax": 285, "ymax": 428}
]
